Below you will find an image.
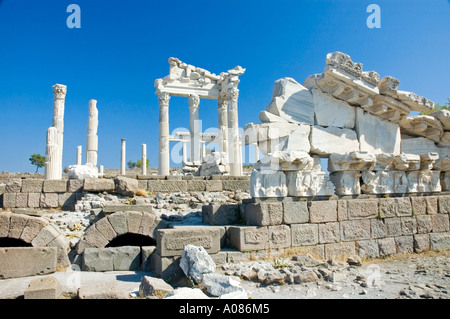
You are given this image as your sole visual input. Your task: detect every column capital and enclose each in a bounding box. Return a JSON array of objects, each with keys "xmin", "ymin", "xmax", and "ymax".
[
  {"xmin": 52, "ymin": 84, "xmax": 67, "ymax": 100},
  {"xmin": 227, "ymin": 88, "xmax": 239, "ymax": 102},
  {"xmin": 188, "ymin": 94, "xmax": 200, "ymax": 108},
  {"xmin": 158, "ymin": 92, "xmax": 171, "ymax": 105},
  {"xmin": 218, "ymin": 98, "xmax": 228, "ymax": 110}
]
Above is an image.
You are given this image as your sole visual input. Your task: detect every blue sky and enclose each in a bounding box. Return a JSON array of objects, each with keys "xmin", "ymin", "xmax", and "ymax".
[{"xmin": 0, "ymin": 0, "xmax": 449, "ymax": 173}]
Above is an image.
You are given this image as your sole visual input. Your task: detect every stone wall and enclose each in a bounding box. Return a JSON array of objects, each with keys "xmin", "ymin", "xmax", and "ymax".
[{"xmin": 0, "ymin": 175, "xmax": 251, "ymax": 210}]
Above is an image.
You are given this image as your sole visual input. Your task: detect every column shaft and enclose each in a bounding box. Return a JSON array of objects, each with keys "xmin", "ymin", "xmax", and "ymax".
[{"xmin": 158, "ymin": 92, "xmax": 171, "ymax": 175}]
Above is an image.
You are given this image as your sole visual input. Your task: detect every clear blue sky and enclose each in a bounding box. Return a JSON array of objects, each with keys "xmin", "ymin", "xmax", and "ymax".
[{"xmin": 0, "ymin": 0, "xmax": 449, "ymax": 173}]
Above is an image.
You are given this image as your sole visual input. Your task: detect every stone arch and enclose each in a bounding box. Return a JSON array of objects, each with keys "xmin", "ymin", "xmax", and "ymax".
[
  {"xmin": 81, "ymin": 211, "xmax": 162, "ymax": 252},
  {"xmin": 0, "ymin": 212, "xmax": 70, "ymax": 268}
]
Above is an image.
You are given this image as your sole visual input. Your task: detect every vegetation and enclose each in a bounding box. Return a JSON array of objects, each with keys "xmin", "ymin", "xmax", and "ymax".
[
  {"xmin": 127, "ymin": 158, "xmax": 150, "ymax": 169},
  {"xmin": 29, "ymin": 154, "xmax": 45, "ymax": 173},
  {"xmin": 420, "ymin": 98, "xmax": 450, "ymax": 115}
]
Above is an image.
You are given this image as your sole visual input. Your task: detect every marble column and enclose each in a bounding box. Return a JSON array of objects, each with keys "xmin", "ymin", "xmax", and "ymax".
[
  {"xmin": 120, "ymin": 139, "xmax": 126, "ymax": 175},
  {"xmin": 182, "ymin": 140, "xmax": 188, "ymax": 165},
  {"xmin": 99, "ymin": 165, "xmax": 104, "ymax": 176},
  {"xmin": 76, "ymin": 145, "xmax": 82, "ymax": 165},
  {"xmin": 142, "ymin": 143, "xmax": 147, "ymax": 176},
  {"xmin": 254, "ymin": 143, "xmax": 260, "ymax": 162},
  {"xmin": 189, "ymin": 94, "xmax": 200, "ymax": 164},
  {"xmin": 51, "ymin": 84, "xmax": 67, "ymax": 180},
  {"xmin": 227, "ymin": 88, "xmax": 243, "ymax": 176},
  {"xmin": 158, "ymin": 92, "xmax": 171, "ymax": 175},
  {"xmin": 45, "ymin": 127, "xmax": 59, "ymax": 180},
  {"xmin": 218, "ymin": 98, "xmax": 229, "ymax": 155},
  {"xmin": 86, "ymin": 99, "xmax": 98, "ymax": 167}
]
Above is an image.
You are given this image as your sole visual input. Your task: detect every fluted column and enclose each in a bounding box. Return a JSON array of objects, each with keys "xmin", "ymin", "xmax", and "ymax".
[
  {"xmin": 189, "ymin": 94, "xmax": 200, "ymax": 164},
  {"xmin": 227, "ymin": 88, "xmax": 242, "ymax": 176},
  {"xmin": 76, "ymin": 145, "xmax": 82, "ymax": 165},
  {"xmin": 142, "ymin": 143, "xmax": 147, "ymax": 176},
  {"xmin": 51, "ymin": 84, "xmax": 67, "ymax": 179},
  {"xmin": 218, "ymin": 98, "xmax": 229, "ymax": 155},
  {"xmin": 182, "ymin": 140, "xmax": 188, "ymax": 165},
  {"xmin": 45, "ymin": 127, "xmax": 59, "ymax": 180},
  {"xmin": 158, "ymin": 92, "xmax": 171, "ymax": 175},
  {"xmin": 86, "ymin": 99, "xmax": 98, "ymax": 166}
]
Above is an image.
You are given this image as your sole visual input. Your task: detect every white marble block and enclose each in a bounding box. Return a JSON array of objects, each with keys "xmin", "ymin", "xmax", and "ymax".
[
  {"xmin": 265, "ymin": 78, "xmax": 314, "ymax": 125},
  {"xmin": 419, "ymin": 152, "xmax": 439, "ymax": 170},
  {"xmin": 255, "ymin": 151, "xmax": 314, "ymax": 172},
  {"xmin": 328, "ymin": 151, "xmax": 376, "ymax": 172},
  {"xmin": 250, "ymin": 170, "xmax": 288, "ymax": 198},
  {"xmin": 355, "ymin": 107, "xmax": 401, "ymax": 155},
  {"xmin": 393, "ymin": 153, "xmax": 421, "ymax": 171},
  {"xmin": 399, "ymin": 115, "xmax": 443, "ymax": 143},
  {"xmin": 429, "ymin": 109, "xmax": 450, "ymax": 131},
  {"xmin": 374, "ymin": 153, "xmax": 396, "ymax": 171},
  {"xmin": 312, "ymin": 88, "xmax": 355, "ymax": 129},
  {"xmin": 361, "ymin": 171, "xmax": 408, "ymax": 194},
  {"xmin": 401, "ymin": 135, "xmax": 438, "ymax": 155},
  {"xmin": 310, "ymin": 125, "xmax": 359, "ymax": 156},
  {"xmin": 406, "ymin": 170, "xmax": 441, "ymax": 193},
  {"xmin": 68, "ymin": 163, "xmax": 98, "ymax": 179},
  {"xmin": 286, "ymin": 171, "xmax": 335, "ymax": 197},
  {"xmin": 329, "ymin": 171, "xmax": 361, "ymax": 195}
]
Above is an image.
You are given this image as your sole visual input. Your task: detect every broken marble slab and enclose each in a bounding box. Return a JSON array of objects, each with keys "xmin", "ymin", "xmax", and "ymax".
[
  {"xmin": 393, "ymin": 153, "xmax": 421, "ymax": 171},
  {"xmin": 355, "ymin": 107, "xmax": 401, "ymax": 155},
  {"xmin": 250, "ymin": 170, "xmax": 288, "ymax": 198},
  {"xmin": 399, "ymin": 115, "xmax": 443, "ymax": 143},
  {"xmin": 438, "ymin": 132, "xmax": 450, "ymax": 148},
  {"xmin": 433, "ymin": 156, "xmax": 450, "ymax": 171},
  {"xmin": 429, "ymin": 109, "xmax": 450, "ymax": 131},
  {"xmin": 374, "ymin": 153, "xmax": 396, "ymax": 171},
  {"xmin": 312, "ymin": 88, "xmax": 356, "ymax": 129},
  {"xmin": 285, "ymin": 170, "xmax": 335, "ymax": 197},
  {"xmin": 255, "ymin": 151, "xmax": 314, "ymax": 172},
  {"xmin": 361, "ymin": 171, "xmax": 408, "ymax": 194},
  {"xmin": 329, "ymin": 171, "xmax": 361, "ymax": 195},
  {"xmin": 400, "ymin": 135, "xmax": 438, "ymax": 155},
  {"xmin": 325, "ymin": 51, "xmax": 363, "ymax": 78},
  {"xmin": 406, "ymin": 170, "xmax": 441, "ymax": 193},
  {"xmin": 309, "ymin": 125, "xmax": 360, "ymax": 156},
  {"xmin": 265, "ymin": 78, "xmax": 314, "ymax": 125},
  {"xmin": 419, "ymin": 152, "xmax": 439, "ymax": 170},
  {"xmin": 368, "ymin": 94, "xmax": 410, "ymax": 123},
  {"xmin": 259, "ymin": 110, "xmax": 289, "ymax": 123},
  {"xmin": 328, "ymin": 151, "xmax": 376, "ymax": 173}
]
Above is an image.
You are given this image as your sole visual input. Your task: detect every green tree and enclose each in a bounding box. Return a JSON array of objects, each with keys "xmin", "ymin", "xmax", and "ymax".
[
  {"xmin": 136, "ymin": 158, "xmax": 150, "ymax": 168},
  {"xmin": 127, "ymin": 160, "xmax": 137, "ymax": 169},
  {"xmin": 29, "ymin": 154, "xmax": 46, "ymax": 173}
]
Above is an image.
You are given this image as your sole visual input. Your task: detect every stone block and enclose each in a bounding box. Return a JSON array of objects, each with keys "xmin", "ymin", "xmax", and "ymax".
[
  {"xmin": 385, "ymin": 218, "xmax": 402, "ymax": 237},
  {"xmin": 431, "ymin": 214, "xmax": 450, "ymax": 233},
  {"xmin": 43, "ymin": 180, "xmax": 67, "ymax": 193},
  {"xmin": 202, "ymin": 204, "xmax": 240, "ymax": 226},
  {"xmin": 147, "ymin": 180, "xmax": 187, "ymax": 192},
  {"xmin": 27, "ymin": 193, "xmax": 41, "ymax": 208},
  {"xmin": 291, "ymin": 224, "xmax": 318, "ymax": 246},
  {"xmin": 413, "ymin": 234, "xmax": 430, "ymax": 253},
  {"xmin": 187, "ymin": 180, "xmax": 206, "ymax": 192},
  {"xmin": 0, "ymin": 212, "xmax": 11, "ymax": 237},
  {"xmin": 406, "ymin": 171, "xmax": 441, "ymax": 193},
  {"xmin": 107, "ymin": 212, "xmax": 128, "ymax": 236},
  {"xmin": 355, "ymin": 107, "xmax": 401, "ymax": 155},
  {"xmin": 340, "ymin": 219, "xmax": 371, "ymax": 241},
  {"xmin": 141, "ymin": 246, "xmax": 156, "ymax": 272},
  {"xmin": 378, "ymin": 198, "xmax": 396, "ymax": 218},
  {"xmin": 114, "ymin": 176, "xmax": 139, "ymax": 196},
  {"xmin": 8, "ymin": 213, "xmax": 31, "ymax": 239},
  {"xmin": 31, "ymin": 224, "xmax": 62, "ymax": 247},
  {"xmin": 438, "ymin": 196, "xmax": 450, "ymax": 214},
  {"xmin": 244, "ymin": 202, "xmax": 283, "ymax": 226},
  {"xmin": 157, "ymin": 227, "xmax": 221, "ymax": 257},
  {"xmin": 416, "ymin": 215, "xmax": 432, "ymax": 234},
  {"xmin": 371, "ymin": 219, "xmax": 387, "ymax": 239},
  {"xmin": 21, "ymin": 179, "xmax": 43, "ymax": 193},
  {"xmin": 401, "ymin": 217, "xmax": 417, "ymax": 235},
  {"xmin": 330, "ymin": 171, "xmax": 361, "ymax": 195},
  {"xmin": 308, "ymin": 200, "xmax": 337, "ymax": 223},
  {"xmin": 283, "ymin": 201, "xmax": 309, "ymax": 224},
  {"xmin": 228, "ymin": 226, "xmax": 269, "ymax": 251},
  {"xmin": 356, "ymin": 240, "xmax": 380, "ymax": 258},
  {"xmin": 0, "ymin": 247, "xmax": 57, "ymax": 279},
  {"xmin": 58, "ymin": 192, "xmax": 81, "ymax": 210},
  {"xmin": 5, "ymin": 179, "xmax": 21, "ymax": 193},
  {"xmin": 378, "ymin": 238, "xmax": 396, "ymax": 257},
  {"xmin": 139, "ymin": 276, "xmax": 173, "ymax": 298},
  {"xmin": 250, "ymin": 170, "xmax": 287, "ymax": 198},
  {"xmin": 318, "ymin": 222, "xmax": 340, "ymax": 244},
  {"xmin": 126, "ymin": 211, "xmax": 144, "ymax": 234},
  {"xmin": 286, "ymin": 170, "xmax": 335, "ymax": 196},
  {"xmin": 2, "ymin": 193, "xmax": 16, "ymax": 208},
  {"xmin": 84, "ymin": 178, "xmax": 116, "ymax": 193},
  {"xmin": 20, "ymin": 216, "xmax": 49, "ymax": 243},
  {"xmin": 67, "ymin": 179, "xmax": 84, "ymax": 193},
  {"xmin": 410, "ymin": 197, "xmax": 427, "ymax": 216},
  {"xmin": 82, "ymin": 247, "xmax": 141, "ymax": 271},
  {"xmin": 324, "ymin": 242, "xmax": 355, "ymax": 260},
  {"xmin": 268, "ymin": 225, "xmax": 291, "ymax": 249},
  {"xmin": 40, "ymin": 193, "xmax": 59, "ymax": 208},
  {"xmin": 24, "ymin": 276, "xmax": 62, "ymax": 299},
  {"xmin": 15, "ymin": 193, "xmax": 28, "ymax": 208},
  {"xmin": 102, "ymin": 204, "xmax": 153, "ymax": 214},
  {"xmin": 138, "ymin": 213, "xmax": 158, "ymax": 237},
  {"xmin": 395, "ymin": 236, "xmax": 414, "ymax": 254},
  {"xmin": 94, "ymin": 217, "xmax": 117, "ymax": 242},
  {"xmin": 222, "ymin": 180, "xmax": 250, "ymax": 192},
  {"xmin": 360, "ymin": 171, "xmax": 408, "ymax": 194},
  {"xmin": 83, "ymin": 225, "xmax": 109, "ymax": 248},
  {"xmin": 347, "ymin": 199, "xmax": 378, "ymax": 219},
  {"xmin": 337, "ymin": 200, "xmax": 348, "ymax": 221},
  {"xmin": 310, "ymin": 125, "xmax": 360, "ymax": 156},
  {"xmin": 77, "ymin": 282, "xmax": 128, "ymax": 299},
  {"xmin": 426, "ymin": 196, "xmax": 438, "ymax": 215},
  {"xmin": 429, "ymin": 232, "xmax": 450, "ymax": 251},
  {"xmin": 312, "ymin": 88, "xmax": 355, "ymax": 129},
  {"xmin": 206, "ymin": 180, "xmax": 222, "ymax": 192}
]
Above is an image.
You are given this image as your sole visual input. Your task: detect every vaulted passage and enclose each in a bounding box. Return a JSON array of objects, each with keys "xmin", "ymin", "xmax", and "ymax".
[
  {"xmin": 0, "ymin": 237, "xmax": 33, "ymax": 247},
  {"xmin": 105, "ymin": 233, "xmax": 156, "ymax": 248}
]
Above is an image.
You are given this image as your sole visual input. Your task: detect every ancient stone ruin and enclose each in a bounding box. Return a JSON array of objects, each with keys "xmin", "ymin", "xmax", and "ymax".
[{"xmin": 0, "ymin": 52, "xmax": 449, "ymax": 299}]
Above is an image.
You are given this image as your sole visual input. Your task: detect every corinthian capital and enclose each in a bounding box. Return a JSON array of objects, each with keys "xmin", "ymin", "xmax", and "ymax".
[
  {"xmin": 188, "ymin": 94, "xmax": 200, "ymax": 108},
  {"xmin": 227, "ymin": 88, "xmax": 239, "ymax": 102},
  {"xmin": 52, "ymin": 84, "xmax": 67, "ymax": 100},
  {"xmin": 158, "ymin": 92, "xmax": 171, "ymax": 106}
]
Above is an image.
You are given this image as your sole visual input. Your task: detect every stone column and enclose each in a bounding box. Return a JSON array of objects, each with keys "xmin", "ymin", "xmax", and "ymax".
[
  {"xmin": 158, "ymin": 92, "xmax": 171, "ymax": 175},
  {"xmin": 201, "ymin": 141, "xmax": 207, "ymax": 162},
  {"xmin": 52, "ymin": 84, "xmax": 67, "ymax": 180},
  {"xmin": 45, "ymin": 127, "xmax": 59, "ymax": 180},
  {"xmin": 76, "ymin": 146, "xmax": 82, "ymax": 165},
  {"xmin": 254, "ymin": 143, "xmax": 260, "ymax": 162},
  {"xmin": 120, "ymin": 139, "xmax": 126, "ymax": 175},
  {"xmin": 182, "ymin": 140, "xmax": 188, "ymax": 165},
  {"xmin": 86, "ymin": 99, "xmax": 98, "ymax": 167},
  {"xmin": 141, "ymin": 143, "xmax": 147, "ymax": 176},
  {"xmin": 218, "ymin": 98, "xmax": 229, "ymax": 155},
  {"xmin": 99, "ymin": 165, "xmax": 104, "ymax": 176},
  {"xmin": 189, "ymin": 94, "xmax": 201, "ymax": 164},
  {"xmin": 227, "ymin": 88, "xmax": 242, "ymax": 176}
]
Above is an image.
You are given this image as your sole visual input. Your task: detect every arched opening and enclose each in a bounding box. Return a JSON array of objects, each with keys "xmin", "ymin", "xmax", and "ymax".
[
  {"xmin": 105, "ymin": 233, "xmax": 156, "ymax": 248},
  {"xmin": 0, "ymin": 237, "xmax": 33, "ymax": 247}
]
